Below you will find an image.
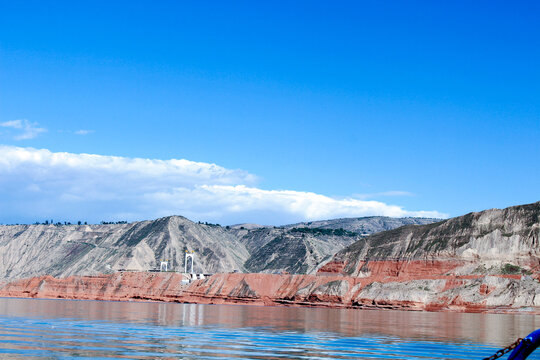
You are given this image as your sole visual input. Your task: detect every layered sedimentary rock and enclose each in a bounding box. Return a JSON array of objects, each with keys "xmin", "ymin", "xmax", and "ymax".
[
  {"xmin": 0, "ymin": 216, "xmax": 437, "ymax": 280},
  {"xmin": 0, "ymin": 272, "xmax": 187, "ymax": 302},
  {"xmin": 321, "ymin": 202, "xmax": 540, "ymax": 279},
  {"xmin": 2, "ymin": 202, "xmax": 538, "ymax": 313},
  {"xmin": 1, "ymin": 272, "xmax": 538, "ymax": 313}
]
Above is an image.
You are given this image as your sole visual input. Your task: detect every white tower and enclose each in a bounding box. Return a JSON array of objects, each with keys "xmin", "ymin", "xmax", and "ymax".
[
  {"xmin": 185, "ymin": 251, "xmax": 195, "ymax": 274},
  {"xmin": 160, "ymin": 261, "xmax": 168, "ymax": 272}
]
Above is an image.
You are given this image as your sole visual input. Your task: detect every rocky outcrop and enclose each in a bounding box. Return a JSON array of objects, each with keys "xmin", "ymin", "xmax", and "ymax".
[
  {"xmin": 323, "ymin": 202, "xmax": 540, "ymax": 279},
  {"xmin": 0, "ymin": 272, "xmax": 538, "ymax": 314},
  {"xmin": 0, "ymin": 215, "xmax": 438, "ymax": 280}
]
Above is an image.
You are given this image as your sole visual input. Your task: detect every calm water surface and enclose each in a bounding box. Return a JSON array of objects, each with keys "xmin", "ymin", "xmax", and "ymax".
[{"xmin": 0, "ymin": 297, "xmax": 539, "ymax": 359}]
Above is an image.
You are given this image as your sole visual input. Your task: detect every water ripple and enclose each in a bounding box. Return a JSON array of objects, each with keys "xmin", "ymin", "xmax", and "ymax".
[{"xmin": 0, "ymin": 298, "xmax": 539, "ymax": 360}]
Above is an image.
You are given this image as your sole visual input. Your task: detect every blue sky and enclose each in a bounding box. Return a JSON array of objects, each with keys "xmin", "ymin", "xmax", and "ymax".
[{"xmin": 0, "ymin": 1, "xmax": 539, "ymax": 225}]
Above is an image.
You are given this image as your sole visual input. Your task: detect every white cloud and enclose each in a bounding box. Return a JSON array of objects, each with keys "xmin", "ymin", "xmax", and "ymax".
[
  {"xmin": 75, "ymin": 129, "xmax": 94, "ymax": 135},
  {"xmin": 0, "ymin": 119, "xmax": 47, "ymax": 140},
  {"xmin": 0, "ymin": 145, "xmax": 447, "ymax": 224}
]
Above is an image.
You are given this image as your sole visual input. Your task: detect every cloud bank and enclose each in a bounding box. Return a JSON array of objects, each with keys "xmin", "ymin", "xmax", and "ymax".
[{"xmin": 0, "ymin": 145, "xmax": 446, "ymax": 224}]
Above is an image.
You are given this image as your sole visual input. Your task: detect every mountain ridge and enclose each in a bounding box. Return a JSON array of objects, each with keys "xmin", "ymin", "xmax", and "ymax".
[{"xmin": 0, "ymin": 215, "xmax": 440, "ymax": 280}]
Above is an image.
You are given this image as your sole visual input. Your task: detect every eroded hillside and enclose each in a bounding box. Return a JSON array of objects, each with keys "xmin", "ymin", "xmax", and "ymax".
[
  {"xmin": 0, "ymin": 215, "xmax": 439, "ymax": 280},
  {"xmin": 322, "ymin": 202, "xmax": 540, "ymax": 278}
]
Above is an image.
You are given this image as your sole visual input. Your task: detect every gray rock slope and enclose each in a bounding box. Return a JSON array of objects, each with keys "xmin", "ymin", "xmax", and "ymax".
[
  {"xmin": 0, "ymin": 215, "xmax": 440, "ymax": 280},
  {"xmin": 238, "ymin": 227, "xmax": 362, "ymax": 274},
  {"xmin": 331, "ymin": 201, "xmax": 540, "ymax": 276}
]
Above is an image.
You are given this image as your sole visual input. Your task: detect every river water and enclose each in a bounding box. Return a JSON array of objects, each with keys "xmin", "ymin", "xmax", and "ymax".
[{"xmin": 0, "ymin": 297, "xmax": 539, "ymax": 359}]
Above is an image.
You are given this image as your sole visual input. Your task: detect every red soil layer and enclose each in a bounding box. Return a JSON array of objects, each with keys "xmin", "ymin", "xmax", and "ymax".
[
  {"xmin": 0, "ymin": 271, "xmax": 537, "ymax": 314},
  {"xmin": 479, "ymin": 284, "xmax": 494, "ymax": 295},
  {"xmin": 318, "ymin": 261, "xmax": 346, "ymax": 274},
  {"xmin": 0, "ymin": 272, "xmax": 187, "ymax": 302},
  {"xmin": 319, "ymin": 259, "xmax": 466, "ymax": 278}
]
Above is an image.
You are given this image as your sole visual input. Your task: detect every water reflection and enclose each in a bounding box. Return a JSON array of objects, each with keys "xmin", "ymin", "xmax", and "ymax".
[{"xmin": 0, "ymin": 297, "xmax": 538, "ymax": 346}]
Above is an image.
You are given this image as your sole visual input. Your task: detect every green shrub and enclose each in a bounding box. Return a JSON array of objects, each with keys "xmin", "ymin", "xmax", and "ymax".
[{"xmin": 500, "ymin": 263, "xmax": 531, "ymax": 275}]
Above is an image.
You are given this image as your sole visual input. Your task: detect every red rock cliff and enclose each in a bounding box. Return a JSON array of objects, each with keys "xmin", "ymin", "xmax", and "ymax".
[{"xmin": 0, "ymin": 271, "xmax": 537, "ymax": 314}]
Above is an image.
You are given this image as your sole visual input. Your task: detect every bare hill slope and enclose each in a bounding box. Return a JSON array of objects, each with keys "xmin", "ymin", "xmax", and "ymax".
[
  {"xmin": 325, "ymin": 201, "xmax": 540, "ymax": 277},
  {"xmin": 0, "ymin": 215, "xmax": 439, "ymax": 279}
]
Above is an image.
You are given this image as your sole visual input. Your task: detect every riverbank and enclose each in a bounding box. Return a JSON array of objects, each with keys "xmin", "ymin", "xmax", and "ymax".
[{"xmin": 0, "ymin": 271, "xmax": 538, "ymax": 314}]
